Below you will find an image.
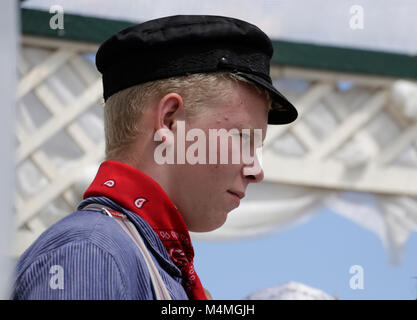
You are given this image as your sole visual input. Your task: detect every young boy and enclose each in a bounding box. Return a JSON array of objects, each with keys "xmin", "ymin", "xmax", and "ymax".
[{"xmin": 12, "ymin": 15, "xmax": 297, "ymax": 300}]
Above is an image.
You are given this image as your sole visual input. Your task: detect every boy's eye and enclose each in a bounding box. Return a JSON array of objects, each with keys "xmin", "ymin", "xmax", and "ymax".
[
  {"xmin": 240, "ymin": 132, "xmax": 264, "ymax": 148},
  {"xmin": 240, "ymin": 132, "xmax": 250, "ymax": 140}
]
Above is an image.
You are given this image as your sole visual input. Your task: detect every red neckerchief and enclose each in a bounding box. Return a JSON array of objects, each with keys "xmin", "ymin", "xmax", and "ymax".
[{"xmin": 83, "ymin": 160, "xmax": 207, "ymax": 300}]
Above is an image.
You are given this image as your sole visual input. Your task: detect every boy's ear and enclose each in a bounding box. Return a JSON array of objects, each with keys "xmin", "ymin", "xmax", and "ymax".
[{"xmin": 155, "ymin": 93, "xmax": 185, "ymax": 133}]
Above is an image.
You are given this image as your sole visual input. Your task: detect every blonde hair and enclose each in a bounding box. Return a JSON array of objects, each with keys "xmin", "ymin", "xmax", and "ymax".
[{"xmin": 104, "ymin": 71, "xmax": 272, "ymax": 160}]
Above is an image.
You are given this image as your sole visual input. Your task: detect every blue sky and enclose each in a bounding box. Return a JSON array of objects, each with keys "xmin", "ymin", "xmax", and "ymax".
[{"xmin": 193, "ymin": 209, "xmax": 417, "ymax": 300}]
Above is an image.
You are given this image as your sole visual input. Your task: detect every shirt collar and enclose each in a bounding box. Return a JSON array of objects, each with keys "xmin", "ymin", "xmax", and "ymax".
[
  {"xmin": 81, "ymin": 160, "xmax": 195, "ymax": 276},
  {"xmin": 77, "ymin": 195, "xmax": 182, "ymax": 279},
  {"xmin": 80, "ymin": 160, "xmax": 207, "ymax": 300}
]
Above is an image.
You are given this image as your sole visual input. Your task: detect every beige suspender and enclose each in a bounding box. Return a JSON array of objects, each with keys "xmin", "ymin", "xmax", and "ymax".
[{"xmin": 83, "ymin": 204, "xmax": 172, "ymax": 300}]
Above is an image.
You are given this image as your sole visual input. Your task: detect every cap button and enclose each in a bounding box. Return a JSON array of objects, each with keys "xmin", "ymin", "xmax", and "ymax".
[{"xmin": 219, "ymin": 56, "xmax": 228, "ymax": 65}]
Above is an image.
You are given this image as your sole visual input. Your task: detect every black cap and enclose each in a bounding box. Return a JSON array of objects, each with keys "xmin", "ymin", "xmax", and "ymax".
[{"xmin": 95, "ymin": 15, "xmax": 298, "ymax": 125}]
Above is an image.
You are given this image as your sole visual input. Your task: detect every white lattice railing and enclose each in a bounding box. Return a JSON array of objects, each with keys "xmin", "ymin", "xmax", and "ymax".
[
  {"xmin": 15, "ymin": 34, "xmax": 417, "ymax": 257},
  {"xmin": 15, "ymin": 36, "xmax": 105, "ymax": 256},
  {"xmin": 263, "ymin": 67, "xmax": 417, "ymax": 196}
]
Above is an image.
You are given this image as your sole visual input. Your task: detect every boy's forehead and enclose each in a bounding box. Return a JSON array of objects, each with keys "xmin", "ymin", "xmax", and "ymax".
[
  {"xmin": 200, "ymin": 117, "xmax": 268, "ymax": 141},
  {"xmin": 203, "ymin": 100, "xmax": 269, "ymax": 133}
]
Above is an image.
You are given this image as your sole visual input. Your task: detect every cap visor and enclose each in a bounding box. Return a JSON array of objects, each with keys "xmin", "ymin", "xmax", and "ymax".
[{"xmin": 233, "ymin": 71, "xmax": 298, "ymax": 125}]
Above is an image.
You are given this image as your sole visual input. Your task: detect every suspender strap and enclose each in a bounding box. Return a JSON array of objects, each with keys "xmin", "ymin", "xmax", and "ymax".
[{"xmin": 82, "ymin": 203, "xmax": 172, "ymax": 300}]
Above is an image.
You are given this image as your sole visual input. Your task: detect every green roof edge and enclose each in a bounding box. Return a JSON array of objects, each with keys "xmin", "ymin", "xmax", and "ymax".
[{"xmin": 21, "ymin": 8, "xmax": 417, "ymax": 80}]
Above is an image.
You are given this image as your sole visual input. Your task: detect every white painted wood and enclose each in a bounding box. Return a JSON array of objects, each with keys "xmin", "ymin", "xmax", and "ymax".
[
  {"xmin": 21, "ymin": 35, "xmax": 99, "ymax": 53},
  {"xmin": 69, "ymin": 55, "xmax": 100, "ymax": 85},
  {"xmin": 66, "ymin": 123, "xmax": 96, "ymax": 153},
  {"xmin": 264, "ymin": 83, "xmax": 334, "ymax": 148},
  {"xmin": 271, "ymin": 65, "xmax": 400, "ymax": 88},
  {"xmin": 376, "ymin": 124, "xmax": 417, "ymax": 165},
  {"xmin": 18, "ymin": 53, "xmax": 89, "ymax": 210},
  {"xmin": 18, "ymin": 53, "xmax": 63, "ymax": 115},
  {"xmin": 17, "ymin": 141, "xmax": 105, "ymax": 227},
  {"xmin": 385, "ymin": 98, "xmax": 413, "ymax": 129},
  {"xmin": 17, "ymin": 101, "xmax": 38, "ymax": 135},
  {"xmin": 31, "ymin": 151, "xmax": 57, "ymax": 180},
  {"xmin": 15, "ymin": 122, "xmax": 27, "ymax": 143},
  {"xmin": 263, "ymin": 155, "xmax": 417, "ymax": 196},
  {"xmin": 309, "ymin": 90, "xmax": 388, "ymax": 160},
  {"xmin": 33, "ymin": 84, "xmax": 64, "ymax": 115},
  {"xmin": 16, "ymin": 79, "xmax": 102, "ymax": 164},
  {"xmin": 17, "ymin": 49, "xmax": 76, "ymax": 98},
  {"xmin": 324, "ymin": 89, "xmax": 370, "ymax": 121},
  {"xmin": 21, "ymin": 58, "xmax": 97, "ymax": 153},
  {"xmin": 324, "ymin": 90, "xmax": 382, "ymax": 162},
  {"xmin": 291, "ymin": 122, "xmax": 319, "ymax": 151}
]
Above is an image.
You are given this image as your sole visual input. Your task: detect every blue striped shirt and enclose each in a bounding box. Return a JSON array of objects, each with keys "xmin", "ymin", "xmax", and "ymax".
[{"xmin": 11, "ymin": 196, "xmax": 189, "ymax": 300}]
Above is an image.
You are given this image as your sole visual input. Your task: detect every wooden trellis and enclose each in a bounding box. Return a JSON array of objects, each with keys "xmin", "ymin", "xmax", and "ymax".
[
  {"xmin": 263, "ymin": 67, "xmax": 417, "ymax": 196},
  {"xmin": 15, "ymin": 36, "xmax": 105, "ymax": 255}
]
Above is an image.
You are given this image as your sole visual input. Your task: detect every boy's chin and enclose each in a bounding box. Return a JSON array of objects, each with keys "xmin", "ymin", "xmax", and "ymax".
[{"xmin": 187, "ymin": 213, "xmax": 228, "ymax": 233}]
